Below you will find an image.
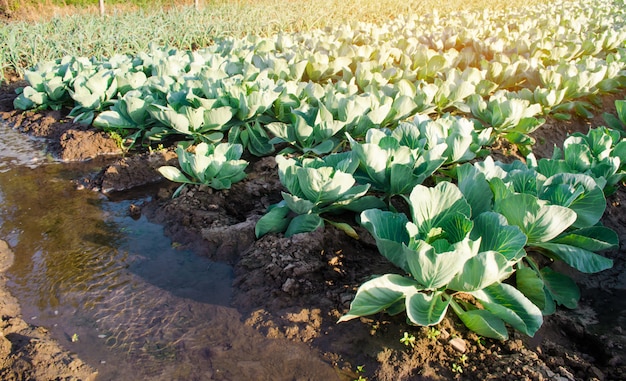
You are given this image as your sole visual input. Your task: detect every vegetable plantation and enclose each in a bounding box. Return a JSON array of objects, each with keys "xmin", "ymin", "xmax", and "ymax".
[{"xmin": 10, "ymin": 0, "xmax": 626, "ymax": 343}]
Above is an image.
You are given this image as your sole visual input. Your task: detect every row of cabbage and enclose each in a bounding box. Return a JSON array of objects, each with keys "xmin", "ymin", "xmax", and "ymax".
[
  {"xmin": 13, "ymin": 0, "xmax": 626, "ymax": 155},
  {"xmin": 335, "ymin": 124, "xmax": 626, "ymax": 340},
  {"xmin": 162, "ymin": 111, "xmax": 626, "ymax": 340},
  {"xmin": 12, "ymin": 0, "xmax": 626, "ymax": 339}
]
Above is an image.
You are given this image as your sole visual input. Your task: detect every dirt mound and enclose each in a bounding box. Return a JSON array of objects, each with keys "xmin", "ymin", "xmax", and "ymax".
[{"xmin": 0, "ymin": 81, "xmax": 121, "ymax": 162}]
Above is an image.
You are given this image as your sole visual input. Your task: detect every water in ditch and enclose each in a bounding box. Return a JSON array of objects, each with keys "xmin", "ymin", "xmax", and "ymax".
[{"xmin": 0, "ymin": 121, "xmax": 339, "ymax": 380}]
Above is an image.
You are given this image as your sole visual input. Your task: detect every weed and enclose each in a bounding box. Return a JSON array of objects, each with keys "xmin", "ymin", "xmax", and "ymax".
[
  {"xmin": 427, "ymin": 327, "xmax": 441, "ymax": 341},
  {"xmin": 353, "ymin": 364, "xmax": 367, "ymax": 381},
  {"xmin": 451, "ymin": 363, "xmax": 463, "ymax": 373},
  {"xmin": 475, "ymin": 336, "xmax": 486, "ymax": 346},
  {"xmin": 148, "ymin": 143, "xmax": 165, "ymax": 153},
  {"xmin": 369, "ymin": 321, "xmax": 380, "ymax": 335},
  {"xmin": 459, "ymin": 354, "xmax": 468, "ymax": 365},
  {"xmin": 107, "ymin": 130, "xmax": 125, "ymax": 149},
  {"xmin": 400, "ymin": 332, "xmax": 416, "ymax": 348}
]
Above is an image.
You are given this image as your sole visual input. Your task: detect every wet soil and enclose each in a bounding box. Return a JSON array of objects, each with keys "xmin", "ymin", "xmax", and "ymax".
[{"xmin": 1, "ymin": 80, "xmax": 625, "ymax": 380}]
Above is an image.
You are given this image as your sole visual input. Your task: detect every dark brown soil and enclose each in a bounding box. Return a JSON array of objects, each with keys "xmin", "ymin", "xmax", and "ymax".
[
  {"xmin": 1, "ymin": 80, "xmax": 625, "ymax": 381},
  {"xmin": 0, "ymin": 81, "xmax": 122, "ymax": 162}
]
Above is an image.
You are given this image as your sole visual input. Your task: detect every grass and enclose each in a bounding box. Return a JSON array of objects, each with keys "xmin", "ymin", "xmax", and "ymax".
[{"xmin": 1, "ymin": 0, "xmax": 550, "ymax": 82}]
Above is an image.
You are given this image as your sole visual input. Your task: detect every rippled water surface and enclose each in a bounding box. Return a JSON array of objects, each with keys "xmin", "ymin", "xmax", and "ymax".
[
  {"xmin": 0, "ymin": 121, "xmax": 49, "ymax": 173},
  {"xmin": 0, "ymin": 121, "xmax": 339, "ymax": 380}
]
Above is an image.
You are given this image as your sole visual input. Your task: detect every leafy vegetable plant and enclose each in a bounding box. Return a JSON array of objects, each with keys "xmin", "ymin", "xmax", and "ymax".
[
  {"xmin": 413, "ymin": 113, "xmax": 491, "ymax": 165},
  {"xmin": 432, "ymin": 67, "xmax": 497, "ymax": 113},
  {"xmin": 459, "ymin": 157, "xmax": 618, "ymax": 313},
  {"xmin": 13, "ymin": 56, "xmax": 91, "ymax": 111},
  {"xmin": 158, "ymin": 142, "xmax": 248, "ymax": 197},
  {"xmin": 603, "ymin": 99, "xmax": 626, "ymax": 138},
  {"xmin": 533, "ymin": 127, "xmax": 626, "ymax": 195},
  {"xmin": 339, "ymin": 182, "xmax": 541, "ymax": 340},
  {"xmin": 467, "ymin": 92, "xmax": 545, "ymax": 155},
  {"xmin": 347, "ymin": 123, "xmax": 447, "ymax": 199},
  {"xmin": 147, "ymin": 89, "xmax": 235, "ymax": 144},
  {"xmin": 9, "ymin": 0, "xmax": 626, "ymax": 346},
  {"xmin": 67, "ymin": 68, "xmax": 119, "ymax": 125},
  {"xmin": 92, "ymin": 89, "xmax": 156, "ymax": 149},
  {"xmin": 265, "ymin": 103, "xmax": 346, "ymax": 155},
  {"xmin": 515, "ymin": 87, "xmax": 568, "ymax": 120},
  {"xmin": 228, "ymin": 120, "xmax": 275, "ymax": 157},
  {"xmin": 340, "ymin": 148, "xmax": 619, "ymax": 338},
  {"xmin": 255, "ymin": 152, "xmax": 385, "ymax": 238}
]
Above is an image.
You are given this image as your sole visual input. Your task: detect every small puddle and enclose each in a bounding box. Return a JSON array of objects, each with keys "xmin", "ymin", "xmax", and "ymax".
[{"xmin": 0, "ymin": 121, "xmax": 339, "ymax": 380}]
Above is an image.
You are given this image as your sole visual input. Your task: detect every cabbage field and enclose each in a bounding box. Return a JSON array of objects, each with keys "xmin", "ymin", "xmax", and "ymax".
[{"xmin": 4, "ymin": 0, "xmax": 626, "ymax": 378}]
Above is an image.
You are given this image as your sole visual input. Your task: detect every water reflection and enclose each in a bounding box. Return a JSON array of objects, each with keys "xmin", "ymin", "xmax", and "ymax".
[
  {"xmin": 0, "ymin": 160, "xmax": 235, "ymax": 376},
  {"xmin": 0, "ymin": 121, "xmax": 48, "ymax": 173},
  {"xmin": 0, "ymin": 162, "xmax": 126, "ymax": 311}
]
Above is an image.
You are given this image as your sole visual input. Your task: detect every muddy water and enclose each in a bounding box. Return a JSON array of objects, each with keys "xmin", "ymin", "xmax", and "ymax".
[{"xmin": 0, "ymin": 122, "xmax": 339, "ymax": 381}]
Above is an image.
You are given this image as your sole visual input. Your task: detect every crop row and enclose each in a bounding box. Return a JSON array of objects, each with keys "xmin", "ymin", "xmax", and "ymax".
[
  {"xmin": 12, "ymin": 0, "xmax": 626, "ymax": 339},
  {"xmin": 0, "ymin": 0, "xmax": 545, "ymax": 81},
  {"xmin": 335, "ymin": 125, "xmax": 624, "ymax": 340},
  {"xmin": 13, "ymin": 0, "xmax": 626, "ymax": 154},
  {"xmin": 159, "ymin": 105, "xmax": 625, "ymax": 340}
]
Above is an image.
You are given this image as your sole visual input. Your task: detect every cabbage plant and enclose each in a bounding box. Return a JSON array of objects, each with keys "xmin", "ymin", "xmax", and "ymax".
[
  {"xmin": 228, "ymin": 120, "xmax": 275, "ymax": 157},
  {"xmin": 13, "ymin": 74, "xmax": 68, "ymax": 111},
  {"xmin": 482, "ymin": 59, "xmax": 531, "ymax": 90},
  {"xmin": 13, "ymin": 56, "xmax": 92, "ymax": 111},
  {"xmin": 535, "ymin": 127, "xmax": 626, "ymax": 195},
  {"xmin": 412, "ymin": 47, "xmax": 455, "ymax": 82},
  {"xmin": 265, "ymin": 103, "xmax": 346, "ymax": 155},
  {"xmin": 339, "ymin": 182, "xmax": 541, "ymax": 340},
  {"xmin": 147, "ymin": 89, "xmax": 235, "ymax": 144},
  {"xmin": 220, "ymin": 72, "xmax": 283, "ymax": 122},
  {"xmin": 318, "ymin": 85, "xmax": 372, "ymax": 137},
  {"xmin": 533, "ymin": 57, "xmax": 624, "ymax": 119},
  {"xmin": 115, "ymin": 70, "xmax": 148, "ymax": 96},
  {"xmin": 304, "ymin": 51, "xmax": 352, "ymax": 82},
  {"xmin": 413, "ymin": 113, "xmax": 491, "ymax": 165},
  {"xmin": 341, "ymin": 156, "xmax": 618, "ymax": 338},
  {"xmin": 14, "ymin": 81, "xmax": 62, "ymax": 111},
  {"xmin": 467, "ymin": 92, "xmax": 545, "ymax": 155},
  {"xmin": 158, "ymin": 142, "xmax": 248, "ymax": 197},
  {"xmin": 67, "ymin": 69, "xmax": 119, "ymax": 125},
  {"xmin": 92, "ymin": 89, "xmax": 157, "ymax": 149},
  {"xmin": 432, "ymin": 67, "xmax": 497, "ymax": 113},
  {"xmin": 347, "ymin": 124, "xmax": 447, "ymax": 199},
  {"xmin": 515, "ymin": 87, "xmax": 568, "ymax": 120},
  {"xmin": 255, "ymin": 153, "xmax": 385, "ymax": 238},
  {"xmin": 603, "ymin": 99, "xmax": 626, "ymax": 138},
  {"xmin": 458, "ymin": 157, "xmax": 618, "ymax": 313}
]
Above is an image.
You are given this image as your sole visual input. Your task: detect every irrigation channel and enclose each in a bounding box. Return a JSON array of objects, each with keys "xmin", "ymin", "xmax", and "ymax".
[{"xmin": 0, "ymin": 120, "xmax": 339, "ymax": 380}]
